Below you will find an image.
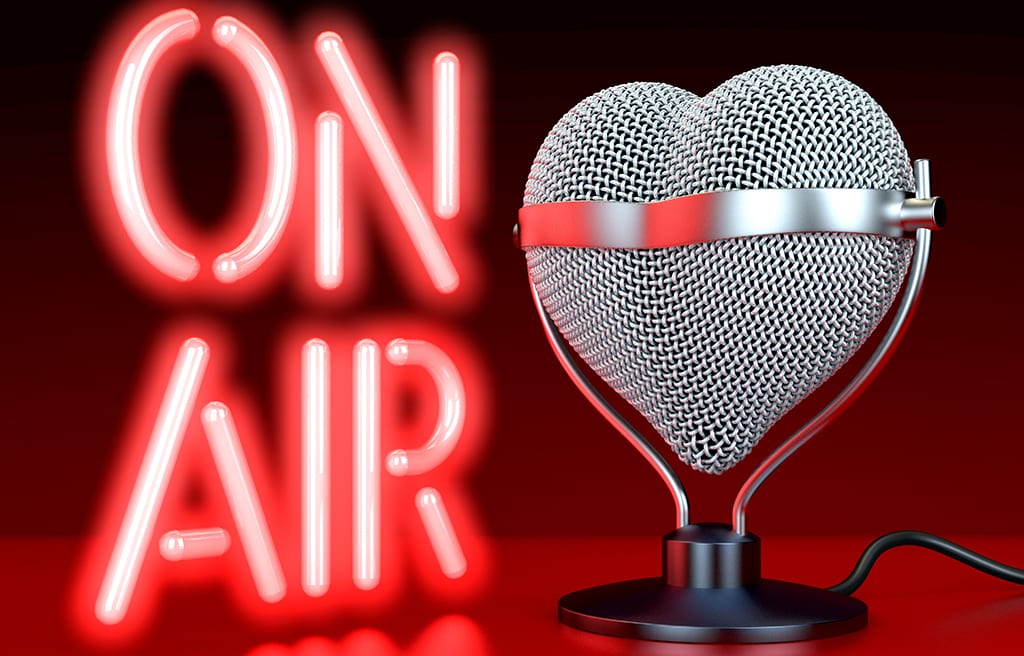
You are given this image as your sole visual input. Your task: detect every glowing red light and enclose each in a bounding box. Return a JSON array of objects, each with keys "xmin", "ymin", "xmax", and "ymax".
[
  {"xmin": 89, "ymin": 4, "xmax": 481, "ymax": 303},
  {"xmin": 247, "ymin": 615, "xmax": 488, "ymax": 656},
  {"xmin": 315, "ymin": 112, "xmax": 344, "ymax": 290},
  {"xmin": 353, "ymin": 339, "xmax": 381, "ymax": 590},
  {"xmin": 432, "ymin": 53, "xmax": 459, "ymax": 220},
  {"xmin": 316, "ymin": 32, "xmax": 460, "ymax": 294},
  {"xmin": 302, "ymin": 339, "xmax": 331, "ymax": 596},
  {"xmin": 159, "ymin": 528, "xmax": 231, "ymax": 561},
  {"xmin": 95, "ymin": 337, "xmax": 209, "ymax": 625},
  {"xmin": 201, "ymin": 402, "xmax": 287, "ymax": 602},
  {"xmin": 78, "ymin": 322, "xmax": 489, "ymax": 639},
  {"xmin": 209, "ymin": 16, "xmax": 297, "ymax": 283},
  {"xmin": 105, "ymin": 11, "xmax": 297, "ymax": 285},
  {"xmin": 415, "ymin": 488, "xmax": 466, "ymax": 579},
  {"xmin": 80, "ymin": 2, "xmax": 490, "ymax": 642},
  {"xmin": 106, "ymin": 9, "xmax": 201, "ymax": 282},
  {"xmin": 384, "ymin": 339, "xmax": 465, "ymax": 477}
]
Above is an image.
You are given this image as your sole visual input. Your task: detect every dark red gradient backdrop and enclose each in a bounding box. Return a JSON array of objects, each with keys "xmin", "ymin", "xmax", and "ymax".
[{"xmin": 1, "ymin": 0, "xmax": 1022, "ymax": 547}]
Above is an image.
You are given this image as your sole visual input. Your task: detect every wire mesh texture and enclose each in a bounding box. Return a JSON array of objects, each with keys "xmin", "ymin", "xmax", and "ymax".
[{"xmin": 524, "ymin": 68, "xmax": 914, "ymax": 474}]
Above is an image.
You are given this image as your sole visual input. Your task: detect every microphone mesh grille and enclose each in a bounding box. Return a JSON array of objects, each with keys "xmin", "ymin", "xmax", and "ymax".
[
  {"xmin": 524, "ymin": 82, "xmax": 696, "ymax": 205},
  {"xmin": 525, "ymin": 68, "xmax": 915, "ymax": 474},
  {"xmin": 677, "ymin": 65, "xmax": 916, "ymax": 193}
]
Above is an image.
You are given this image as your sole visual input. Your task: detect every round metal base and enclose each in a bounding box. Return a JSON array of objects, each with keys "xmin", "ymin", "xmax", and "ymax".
[{"xmin": 559, "ymin": 577, "xmax": 867, "ymax": 643}]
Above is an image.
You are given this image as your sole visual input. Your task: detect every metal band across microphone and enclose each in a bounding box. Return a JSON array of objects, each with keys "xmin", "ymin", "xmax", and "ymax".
[{"xmin": 516, "ymin": 186, "xmax": 945, "ymax": 249}]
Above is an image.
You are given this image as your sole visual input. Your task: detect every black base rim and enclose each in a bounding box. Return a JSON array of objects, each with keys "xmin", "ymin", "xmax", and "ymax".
[{"xmin": 559, "ymin": 577, "xmax": 867, "ymax": 644}]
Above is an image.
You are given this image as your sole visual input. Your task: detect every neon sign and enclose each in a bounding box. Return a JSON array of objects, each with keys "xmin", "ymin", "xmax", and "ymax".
[{"xmin": 76, "ymin": 3, "xmax": 488, "ymax": 643}]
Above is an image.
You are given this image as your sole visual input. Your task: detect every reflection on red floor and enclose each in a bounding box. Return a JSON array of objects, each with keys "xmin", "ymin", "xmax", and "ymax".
[{"xmin": 5, "ymin": 536, "xmax": 1024, "ymax": 655}]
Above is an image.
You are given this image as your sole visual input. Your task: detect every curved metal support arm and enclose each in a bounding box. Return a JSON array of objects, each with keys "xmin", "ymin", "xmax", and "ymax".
[
  {"xmin": 529, "ymin": 280, "xmax": 690, "ymax": 527},
  {"xmin": 732, "ymin": 225, "xmax": 932, "ymax": 535}
]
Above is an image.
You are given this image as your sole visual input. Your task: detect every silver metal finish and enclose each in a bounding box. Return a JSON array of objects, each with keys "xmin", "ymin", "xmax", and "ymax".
[
  {"xmin": 528, "ymin": 232, "xmax": 915, "ymax": 475},
  {"xmin": 529, "ymin": 279, "xmax": 690, "ymax": 527},
  {"xmin": 518, "ymin": 188, "xmax": 942, "ymax": 249},
  {"xmin": 915, "ymin": 160, "xmax": 932, "ymax": 199},
  {"xmin": 524, "ymin": 82, "xmax": 696, "ymax": 207},
  {"xmin": 732, "ymin": 161, "xmax": 937, "ymax": 535},
  {"xmin": 899, "ymin": 197, "xmax": 945, "ymax": 230},
  {"xmin": 526, "ymin": 67, "xmax": 922, "ymax": 476}
]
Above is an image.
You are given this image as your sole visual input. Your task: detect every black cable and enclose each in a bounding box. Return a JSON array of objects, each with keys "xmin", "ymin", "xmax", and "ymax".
[{"xmin": 829, "ymin": 530, "xmax": 1024, "ymax": 596}]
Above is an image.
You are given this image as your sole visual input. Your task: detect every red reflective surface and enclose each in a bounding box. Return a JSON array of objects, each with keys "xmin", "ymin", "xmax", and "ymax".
[{"xmin": 9, "ymin": 536, "xmax": 1024, "ymax": 654}]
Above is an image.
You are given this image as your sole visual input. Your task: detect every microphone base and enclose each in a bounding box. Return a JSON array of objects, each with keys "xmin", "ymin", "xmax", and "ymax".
[
  {"xmin": 559, "ymin": 577, "xmax": 866, "ymax": 643},
  {"xmin": 558, "ymin": 524, "xmax": 866, "ymax": 643}
]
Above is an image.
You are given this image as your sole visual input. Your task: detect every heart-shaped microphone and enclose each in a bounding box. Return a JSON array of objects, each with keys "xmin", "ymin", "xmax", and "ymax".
[
  {"xmin": 517, "ymin": 65, "xmax": 945, "ymax": 643},
  {"xmin": 524, "ymin": 66, "xmax": 915, "ymax": 474}
]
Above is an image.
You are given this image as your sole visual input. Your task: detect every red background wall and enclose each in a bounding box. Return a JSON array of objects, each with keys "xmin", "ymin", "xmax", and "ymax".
[{"xmin": 1, "ymin": 0, "xmax": 1022, "ymax": 541}]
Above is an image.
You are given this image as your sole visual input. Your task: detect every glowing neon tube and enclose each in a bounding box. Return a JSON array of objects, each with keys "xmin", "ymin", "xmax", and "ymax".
[{"xmin": 211, "ymin": 16, "xmax": 297, "ymax": 283}]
